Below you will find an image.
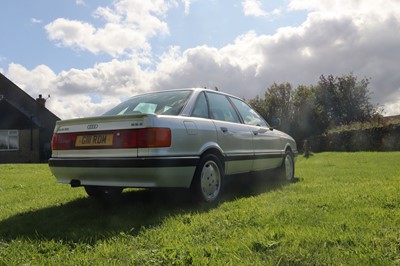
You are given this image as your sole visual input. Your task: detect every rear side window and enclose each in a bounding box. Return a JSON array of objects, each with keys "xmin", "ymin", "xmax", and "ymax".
[
  {"xmin": 230, "ymin": 97, "xmax": 267, "ymax": 127},
  {"xmin": 192, "ymin": 92, "xmax": 209, "ymax": 118},
  {"xmin": 103, "ymin": 90, "xmax": 192, "ymax": 116},
  {"xmin": 206, "ymin": 92, "xmax": 240, "ymax": 123}
]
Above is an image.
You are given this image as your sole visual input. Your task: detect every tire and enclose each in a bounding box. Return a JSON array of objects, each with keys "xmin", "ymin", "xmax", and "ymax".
[
  {"xmin": 84, "ymin": 185, "xmax": 123, "ymax": 199},
  {"xmin": 277, "ymin": 151, "xmax": 295, "ymax": 182},
  {"xmin": 191, "ymin": 154, "xmax": 224, "ymax": 203}
]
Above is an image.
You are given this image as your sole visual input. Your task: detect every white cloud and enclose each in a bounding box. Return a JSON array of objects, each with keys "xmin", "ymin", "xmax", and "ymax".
[
  {"xmin": 45, "ymin": 18, "xmax": 155, "ymax": 57},
  {"xmin": 219, "ymin": 31, "xmax": 266, "ymax": 73},
  {"xmin": 45, "ymin": 0, "xmax": 173, "ymax": 58},
  {"xmin": 384, "ymin": 96, "xmax": 400, "ymax": 116},
  {"xmin": 76, "ymin": 0, "xmax": 85, "ymax": 6},
  {"xmin": 47, "ymin": 94, "xmax": 121, "ymax": 119},
  {"xmin": 7, "ymin": 63, "xmax": 56, "ymax": 97},
  {"xmin": 5, "ymin": 59, "xmax": 153, "ymax": 118},
  {"xmin": 242, "ymin": 0, "xmax": 267, "ymax": 17},
  {"xmin": 182, "ymin": 0, "xmax": 193, "ymax": 14},
  {"xmin": 288, "ymin": 0, "xmax": 400, "ymax": 24},
  {"xmin": 289, "ymin": 0, "xmax": 398, "ymax": 13},
  {"xmin": 93, "ymin": 7, "xmax": 121, "ymax": 23},
  {"xmin": 283, "ymin": 0, "xmax": 400, "ymax": 112},
  {"xmin": 45, "ymin": 19, "xmax": 97, "ymax": 51},
  {"xmin": 241, "ymin": 0, "xmax": 281, "ymax": 18},
  {"xmin": 30, "ymin": 18, "xmax": 42, "ymax": 24}
]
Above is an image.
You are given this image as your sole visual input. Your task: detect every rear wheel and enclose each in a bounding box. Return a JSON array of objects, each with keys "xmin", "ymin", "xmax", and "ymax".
[
  {"xmin": 84, "ymin": 186, "xmax": 123, "ymax": 199},
  {"xmin": 277, "ymin": 151, "xmax": 295, "ymax": 182},
  {"xmin": 191, "ymin": 154, "xmax": 223, "ymax": 203}
]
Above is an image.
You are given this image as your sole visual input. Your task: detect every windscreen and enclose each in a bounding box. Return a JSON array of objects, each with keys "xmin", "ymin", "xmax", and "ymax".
[{"xmin": 103, "ymin": 90, "xmax": 192, "ymax": 116}]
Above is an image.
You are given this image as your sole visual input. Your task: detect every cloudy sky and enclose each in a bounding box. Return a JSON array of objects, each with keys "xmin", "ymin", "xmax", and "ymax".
[{"xmin": 1, "ymin": 0, "xmax": 399, "ymax": 119}]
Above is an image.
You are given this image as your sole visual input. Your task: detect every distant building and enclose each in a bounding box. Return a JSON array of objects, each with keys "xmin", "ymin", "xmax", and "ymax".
[
  {"xmin": 0, "ymin": 73, "xmax": 60, "ymax": 163},
  {"xmin": 383, "ymin": 114, "xmax": 400, "ymax": 124}
]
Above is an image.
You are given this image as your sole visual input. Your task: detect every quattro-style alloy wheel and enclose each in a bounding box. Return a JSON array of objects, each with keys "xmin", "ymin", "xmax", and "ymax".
[
  {"xmin": 277, "ymin": 150, "xmax": 295, "ymax": 182},
  {"xmin": 191, "ymin": 154, "xmax": 223, "ymax": 203}
]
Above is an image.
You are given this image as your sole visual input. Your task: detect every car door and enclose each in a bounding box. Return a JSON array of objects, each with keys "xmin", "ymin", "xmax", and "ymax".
[
  {"xmin": 205, "ymin": 92, "xmax": 254, "ymax": 175},
  {"xmin": 229, "ymin": 97, "xmax": 283, "ymax": 171},
  {"xmin": 246, "ymin": 125, "xmax": 283, "ymax": 170}
]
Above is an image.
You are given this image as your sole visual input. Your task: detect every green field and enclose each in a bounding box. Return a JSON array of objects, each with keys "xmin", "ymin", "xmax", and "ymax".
[{"xmin": 0, "ymin": 152, "xmax": 399, "ymax": 265}]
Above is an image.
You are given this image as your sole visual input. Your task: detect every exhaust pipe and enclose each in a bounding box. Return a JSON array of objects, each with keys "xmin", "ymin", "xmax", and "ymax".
[{"xmin": 70, "ymin": 179, "xmax": 81, "ymax": 187}]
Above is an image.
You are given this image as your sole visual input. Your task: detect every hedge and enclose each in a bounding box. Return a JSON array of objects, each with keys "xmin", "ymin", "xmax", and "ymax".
[{"xmin": 307, "ymin": 124, "xmax": 400, "ymax": 152}]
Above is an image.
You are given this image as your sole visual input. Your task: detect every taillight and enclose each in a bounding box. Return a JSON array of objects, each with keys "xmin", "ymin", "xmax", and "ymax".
[
  {"xmin": 137, "ymin": 128, "xmax": 171, "ymax": 148},
  {"xmin": 51, "ymin": 133, "xmax": 57, "ymax": 151},
  {"xmin": 114, "ymin": 130, "xmax": 138, "ymax": 148},
  {"xmin": 51, "ymin": 132, "xmax": 76, "ymax": 150},
  {"xmin": 51, "ymin": 128, "xmax": 171, "ymax": 150}
]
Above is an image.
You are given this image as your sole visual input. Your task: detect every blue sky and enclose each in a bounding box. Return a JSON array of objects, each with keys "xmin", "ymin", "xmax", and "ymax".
[{"xmin": 1, "ymin": 0, "xmax": 399, "ymax": 119}]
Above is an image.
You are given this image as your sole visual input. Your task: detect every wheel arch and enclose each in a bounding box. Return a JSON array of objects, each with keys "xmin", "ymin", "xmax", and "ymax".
[
  {"xmin": 282, "ymin": 144, "xmax": 297, "ymax": 165},
  {"xmin": 200, "ymin": 147, "xmax": 225, "ymax": 168},
  {"xmin": 198, "ymin": 142, "xmax": 225, "ymax": 165},
  {"xmin": 285, "ymin": 145, "xmax": 293, "ymax": 153},
  {"xmin": 283, "ymin": 142, "xmax": 298, "ymax": 157}
]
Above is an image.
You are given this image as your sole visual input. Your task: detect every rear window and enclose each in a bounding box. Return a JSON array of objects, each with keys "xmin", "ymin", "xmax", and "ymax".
[{"xmin": 103, "ymin": 90, "xmax": 192, "ymax": 116}]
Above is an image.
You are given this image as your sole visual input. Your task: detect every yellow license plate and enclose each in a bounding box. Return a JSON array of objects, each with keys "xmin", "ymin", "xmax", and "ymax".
[{"xmin": 75, "ymin": 134, "xmax": 113, "ymax": 147}]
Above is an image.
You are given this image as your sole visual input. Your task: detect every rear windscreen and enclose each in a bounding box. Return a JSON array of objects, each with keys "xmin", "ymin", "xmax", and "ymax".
[{"xmin": 103, "ymin": 90, "xmax": 192, "ymax": 116}]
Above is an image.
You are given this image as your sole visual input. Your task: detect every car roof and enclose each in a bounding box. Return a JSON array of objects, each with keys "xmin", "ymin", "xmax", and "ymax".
[{"xmin": 142, "ymin": 87, "xmax": 243, "ymax": 100}]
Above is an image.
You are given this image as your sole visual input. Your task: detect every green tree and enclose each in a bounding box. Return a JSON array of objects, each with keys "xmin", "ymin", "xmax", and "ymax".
[
  {"xmin": 291, "ymin": 85, "xmax": 323, "ymax": 139},
  {"xmin": 316, "ymin": 74, "xmax": 378, "ymax": 127},
  {"xmin": 248, "ymin": 95, "xmax": 268, "ymax": 120},
  {"xmin": 248, "ymin": 73, "xmax": 381, "ymax": 144},
  {"xmin": 263, "ymin": 82, "xmax": 293, "ymax": 133}
]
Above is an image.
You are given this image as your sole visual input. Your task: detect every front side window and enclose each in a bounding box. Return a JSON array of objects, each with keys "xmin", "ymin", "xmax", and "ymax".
[
  {"xmin": 206, "ymin": 92, "xmax": 240, "ymax": 123},
  {"xmin": 230, "ymin": 97, "xmax": 267, "ymax": 127},
  {"xmin": 103, "ymin": 90, "xmax": 192, "ymax": 116},
  {"xmin": 0, "ymin": 130, "xmax": 19, "ymax": 150}
]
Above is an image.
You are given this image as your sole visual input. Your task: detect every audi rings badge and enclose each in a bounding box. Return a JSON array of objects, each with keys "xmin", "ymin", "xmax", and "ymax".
[{"xmin": 87, "ymin": 124, "xmax": 98, "ymax": 130}]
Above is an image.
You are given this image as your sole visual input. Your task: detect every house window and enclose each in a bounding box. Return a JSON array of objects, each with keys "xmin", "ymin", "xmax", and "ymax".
[{"xmin": 0, "ymin": 130, "xmax": 19, "ymax": 150}]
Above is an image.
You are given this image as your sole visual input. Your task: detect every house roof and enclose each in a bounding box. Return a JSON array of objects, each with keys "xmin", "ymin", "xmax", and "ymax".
[
  {"xmin": 0, "ymin": 72, "xmax": 60, "ymax": 129},
  {"xmin": 0, "ymin": 97, "xmax": 42, "ymax": 128}
]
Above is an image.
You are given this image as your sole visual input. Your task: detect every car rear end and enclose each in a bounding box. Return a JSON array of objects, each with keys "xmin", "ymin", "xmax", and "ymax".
[{"xmin": 49, "ymin": 113, "xmax": 199, "ymax": 189}]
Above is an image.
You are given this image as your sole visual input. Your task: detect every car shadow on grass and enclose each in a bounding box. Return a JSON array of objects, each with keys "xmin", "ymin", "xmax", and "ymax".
[{"xmin": 0, "ymin": 173, "xmax": 298, "ymax": 244}]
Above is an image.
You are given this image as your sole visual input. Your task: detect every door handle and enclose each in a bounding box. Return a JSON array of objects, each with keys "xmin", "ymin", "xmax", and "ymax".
[{"xmin": 220, "ymin": 127, "xmax": 228, "ymax": 133}]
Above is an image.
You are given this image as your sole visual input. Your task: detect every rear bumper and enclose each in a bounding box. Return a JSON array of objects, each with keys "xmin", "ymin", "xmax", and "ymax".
[{"xmin": 48, "ymin": 157, "xmax": 199, "ymax": 188}]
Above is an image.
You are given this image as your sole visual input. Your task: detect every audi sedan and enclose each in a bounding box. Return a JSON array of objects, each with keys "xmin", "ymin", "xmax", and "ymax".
[{"xmin": 49, "ymin": 88, "xmax": 297, "ymax": 202}]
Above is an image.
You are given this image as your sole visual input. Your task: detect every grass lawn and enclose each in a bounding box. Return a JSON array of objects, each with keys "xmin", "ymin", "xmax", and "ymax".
[{"xmin": 0, "ymin": 152, "xmax": 399, "ymax": 265}]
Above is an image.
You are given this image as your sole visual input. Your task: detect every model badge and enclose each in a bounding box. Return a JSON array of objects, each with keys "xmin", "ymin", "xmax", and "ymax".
[{"xmin": 87, "ymin": 124, "xmax": 98, "ymax": 130}]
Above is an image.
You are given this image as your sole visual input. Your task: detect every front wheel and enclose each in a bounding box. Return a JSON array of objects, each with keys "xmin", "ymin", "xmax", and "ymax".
[
  {"xmin": 277, "ymin": 151, "xmax": 295, "ymax": 182},
  {"xmin": 84, "ymin": 186, "xmax": 123, "ymax": 199},
  {"xmin": 191, "ymin": 154, "xmax": 224, "ymax": 203}
]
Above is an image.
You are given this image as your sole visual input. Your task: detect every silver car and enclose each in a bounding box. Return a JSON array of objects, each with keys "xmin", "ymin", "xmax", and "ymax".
[{"xmin": 49, "ymin": 88, "xmax": 297, "ymax": 202}]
